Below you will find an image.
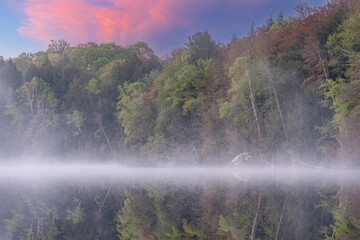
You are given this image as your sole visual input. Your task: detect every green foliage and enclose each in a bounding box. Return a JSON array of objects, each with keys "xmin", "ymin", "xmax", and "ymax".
[
  {"xmin": 86, "ymin": 78, "xmax": 101, "ymax": 96},
  {"xmin": 116, "ymin": 190, "xmax": 156, "ymax": 240},
  {"xmin": 48, "ymin": 39, "xmax": 70, "ymax": 55},
  {"xmin": 117, "ymin": 80, "xmax": 155, "ymax": 146},
  {"xmin": 185, "ymin": 30, "xmax": 218, "ymax": 63},
  {"xmin": 217, "ymin": 197, "xmax": 254, "ymax": 239},
  {"xmin": 4, "ymin": 87, "xmax": 25, "ymax": 125},
  {"xmin": 3, "ymin": 76, "xmax": 61, "ymax": 154},
  {"xmin": 66, "ymin": 110, "xmax": 85, "ymax": 136},
  {"xmin": 219, "ymin": 56, "xmax": 268, "ymax": 139},
  {"xmin": 66, "ymin": 42, "xmax": 131, "ymax": 71},
  {"xmin": 66, "ymin": 198, "xmax": 85, "ymax": 225},
  {"xmin": 324, "ymin": 207, "xmax": 360, "ymax": 240},
  {"xmin": 3, "ymin": 193, "xmax": 60, "ymax": 240},
  {"xmin": 13, "ymin": 53, "xmax": 37, "ymax": 82},
  {"xmin": 270, "ymin": 18, "xmax": 292, "ymax": 30},
  {"xmin": 323, "ymin": 8, "xmax": 360, "ymax": 152}
]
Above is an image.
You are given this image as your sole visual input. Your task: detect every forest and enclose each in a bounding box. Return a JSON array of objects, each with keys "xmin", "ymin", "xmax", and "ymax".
[{"xmin": 0, "ymin": 0, "xmax": 360, "ymax": 239}]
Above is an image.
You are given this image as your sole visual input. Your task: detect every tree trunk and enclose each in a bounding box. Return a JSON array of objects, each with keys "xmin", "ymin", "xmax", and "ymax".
[
  {"xmin": 250, "ymin": 195, "xmax": 262, "ymax": 240},
  {"xmin": 337, "ymin": 184, "xmax": 343, "ymax": 209},
  {"xmin": 98, "ymin": 183, "xmax": 112, "ymax": 215},
  {"xmin": 98, "ymin": 119, "xmax": 114, "ymax": 158},
  {"xmin": 275, "ymin": 195, "xmax": 287, "ymax": 240},
  {"xmin": 262, "ymin": 62, "xmax": 288, "ymax": 139},
  {"xmin": 245, "ymin": 61, "xmax": 262, "ymax": 140},
  {"xmin": 314, "ymin": 46, "xmax": 329, "ymax": 80}
]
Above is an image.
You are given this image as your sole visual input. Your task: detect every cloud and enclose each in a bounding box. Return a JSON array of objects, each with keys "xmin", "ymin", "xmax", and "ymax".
[
  {"xmin": 18, "ymin": 0, "xmax": 190, "ymax": 45},
  {"xmin": 17, "ymin": 0, "xmax": 272, "ymax": 47}
]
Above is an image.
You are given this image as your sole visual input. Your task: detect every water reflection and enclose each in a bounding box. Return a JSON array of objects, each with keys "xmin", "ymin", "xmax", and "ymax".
[{"xmin": 1, "ymin": 166, "xmax": 359, "ymax": 239}]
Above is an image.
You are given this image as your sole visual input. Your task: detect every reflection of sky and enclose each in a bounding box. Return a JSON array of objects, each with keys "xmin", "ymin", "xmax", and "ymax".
[{"xmin": 0, "ymin": 0, "xmax": 326, "ymax": 58}]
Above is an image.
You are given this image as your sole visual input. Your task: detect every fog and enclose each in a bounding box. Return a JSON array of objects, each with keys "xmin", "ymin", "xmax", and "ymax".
[
  {"xmin": 1, "ymin": 160, "xmax": 359, "ymax": 240},
  {"xmin": 1, "ymin": 162, "xmax": 358, "ymax": 184}
]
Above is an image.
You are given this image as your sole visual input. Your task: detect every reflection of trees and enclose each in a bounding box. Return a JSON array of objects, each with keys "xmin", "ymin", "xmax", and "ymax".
[{"xmin": 1, "ymin": 180, "xmax": 359, "ymax": 240}]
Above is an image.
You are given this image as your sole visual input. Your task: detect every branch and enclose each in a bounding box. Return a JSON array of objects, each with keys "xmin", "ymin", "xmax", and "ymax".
[
  {"xmin": 98, "ymin": 182, "xmax": 112, "ymax": 215},
  {"xmin": 250, "ymin": 195, "xmax": 262, "ymax": 240},
  {"xmin": 275, "ymin": 194, "xmax": 287, "ymax": 240},
  {"xmin": 98, "ymin": 119, "xmax": 114, "ymax": 158}
]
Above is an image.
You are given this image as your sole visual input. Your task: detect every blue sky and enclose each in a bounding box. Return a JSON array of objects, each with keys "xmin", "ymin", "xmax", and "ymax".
[{"xmin": 0, "ymin": 0, "xmax": 327, "ymax": 59}]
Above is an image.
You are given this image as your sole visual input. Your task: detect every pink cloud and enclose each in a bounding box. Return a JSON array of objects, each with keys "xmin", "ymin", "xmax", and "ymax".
[
  {"xmin": 18, "ymin": 0, "xmax": 191, "ymax": 45},
  {"xmin": 17, "ymin": 0, "xmax": 272, "ymax": 46}
]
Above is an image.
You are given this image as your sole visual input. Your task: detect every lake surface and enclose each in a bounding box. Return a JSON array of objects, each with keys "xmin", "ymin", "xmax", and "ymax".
[{"xmin": 1, "ymin": 164, "xmax": 359, "ymax": 239}]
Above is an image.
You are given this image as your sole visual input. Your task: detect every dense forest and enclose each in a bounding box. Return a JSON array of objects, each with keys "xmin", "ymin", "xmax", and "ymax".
[{"xmin": 1, "ymin": 0, "xmax": 360, "ymax": 239}]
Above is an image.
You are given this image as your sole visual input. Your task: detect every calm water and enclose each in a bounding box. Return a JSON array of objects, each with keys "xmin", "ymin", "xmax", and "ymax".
[{"xmin": 1, "ymin": 164, "xmax": 359, "ymax": 239}]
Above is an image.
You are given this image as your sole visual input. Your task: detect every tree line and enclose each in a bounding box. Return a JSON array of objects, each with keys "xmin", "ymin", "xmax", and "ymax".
[{"xmin": 1, "ymin": 0, "xmax": 359, "ymax": 167}]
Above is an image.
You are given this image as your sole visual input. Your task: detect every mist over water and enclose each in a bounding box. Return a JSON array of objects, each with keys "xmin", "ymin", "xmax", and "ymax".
[
  {"xmin": 1, "ymin": 160, "xmax": 359, "ymax": 240},
  {"xmin": 1, "ymin": 161, "xmax": 359, "ymax": 184}
]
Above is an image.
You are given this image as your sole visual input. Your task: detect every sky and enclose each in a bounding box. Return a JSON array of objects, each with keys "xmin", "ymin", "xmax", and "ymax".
[{"xmin": 0, "ymin": 0, "xmax": 327, "ymax": 59}]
